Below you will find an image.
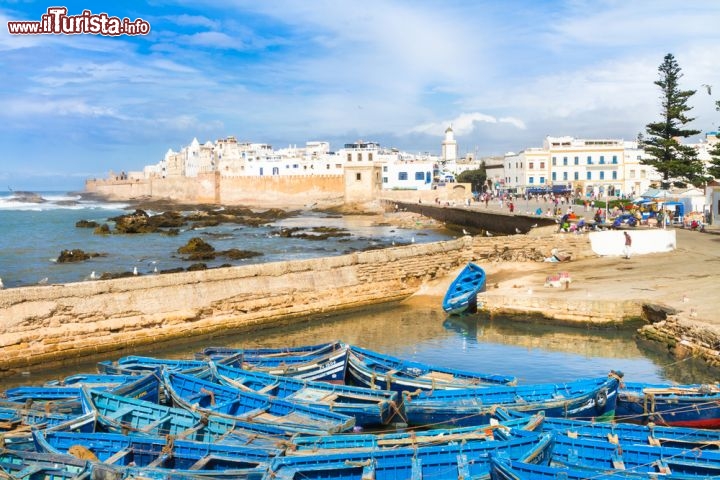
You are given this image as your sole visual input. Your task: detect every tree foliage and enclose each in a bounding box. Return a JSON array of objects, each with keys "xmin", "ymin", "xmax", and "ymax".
[
  {"xmin": 708, "ymin": 100, "xmax": 720, "ymax": 180},
  {"xmin": 640, "ymin": 53, "xmax": 703, "ymax": 187},
  {"xmin": 456, "ymin": 164, "xmax": 487, "ymax": 192}
]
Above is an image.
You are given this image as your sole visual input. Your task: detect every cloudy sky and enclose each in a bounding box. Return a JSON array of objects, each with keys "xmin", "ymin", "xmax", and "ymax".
[{"xmin": 2, "ymin": 0, "xmax": 719, "ymax": 190}]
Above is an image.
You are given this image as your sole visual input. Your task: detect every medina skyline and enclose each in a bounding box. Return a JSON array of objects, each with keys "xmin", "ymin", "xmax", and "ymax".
[{"xmin": 1, "ymin": 0, "xmax": 719, "ymax": 190}]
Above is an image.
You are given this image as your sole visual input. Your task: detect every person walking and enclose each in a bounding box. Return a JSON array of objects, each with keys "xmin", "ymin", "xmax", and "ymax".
[{"xmin": 623, "ymin": 231, "xmax": 632, "ymax": 259}]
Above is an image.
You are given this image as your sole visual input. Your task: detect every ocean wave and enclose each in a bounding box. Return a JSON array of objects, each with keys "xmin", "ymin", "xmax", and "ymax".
[{"xmin": 0, "ymin": 196, "xmax": 128, "ymax": 211}]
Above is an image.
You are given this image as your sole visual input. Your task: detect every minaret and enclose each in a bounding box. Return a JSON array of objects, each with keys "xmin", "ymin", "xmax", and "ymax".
[{"xmin": 441, "ymin": 125, "xmax": 457, "ymax": 162}]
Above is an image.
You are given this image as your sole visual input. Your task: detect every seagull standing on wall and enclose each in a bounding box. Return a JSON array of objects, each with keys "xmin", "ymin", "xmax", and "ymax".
[
  {"xmin": 133, "ymin": 266, "xmax": 138, "ymax": 276},
  {"xmin": 462, "ymin": 228, "xmax": 470, "ymax": 236}
]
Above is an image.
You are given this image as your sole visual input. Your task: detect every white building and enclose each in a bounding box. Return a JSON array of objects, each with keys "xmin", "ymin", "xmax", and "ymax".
[
  {"xmin": 503, "ymin": 136, "xmax": 661, "ymax": 198},
  {"xmin": 441, "ymin": 126, "xmax": 458, "ymax": 162}
]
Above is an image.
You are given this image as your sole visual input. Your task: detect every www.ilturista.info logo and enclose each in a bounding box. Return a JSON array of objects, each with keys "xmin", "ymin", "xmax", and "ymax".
[{"xmin": 7, "ymin": 7, "xmax": 150, "ymax": 36}]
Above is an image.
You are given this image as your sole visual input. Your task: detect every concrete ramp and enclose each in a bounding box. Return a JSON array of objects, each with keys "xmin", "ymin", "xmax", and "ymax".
[{"xmin": 589, "ymin": 229, "xmax": 676, "ymax": 256}]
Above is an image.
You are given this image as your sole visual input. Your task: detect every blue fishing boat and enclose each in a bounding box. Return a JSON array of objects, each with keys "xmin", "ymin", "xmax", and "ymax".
[
  {"xmin": 33, "ymin": 430, "xmax": 277, "ymax": 478},
  {"xmin": 96, "ymin": 352, "xmax": 242, "ymax": 376},
  {"xmin": 83, "ymin": 387, "xmax": 294, "ymax": 448},
  {"xmin": 0, "ymin": 408, "xmax": 96, "ymax": 451},
  {"xmin": 442, "ymin": 262, "xmax": 486, "ymax": 314},
  {"xmin": 616, "ymin": 381, "xmax": 720, "ymax": 428},
  {"xmin": 490, "ymin": 456, "xmax": 653, "ymax": 480},
  {"xmin": 402, "ymin": 374, "xmax": 620, "ymax": 426},
  {"xmin": 347, "ymin": 344, "xmax": 516, "ymax": 393},
  {"xmin": 210, "ymin": 362, "xmax": 400, "ymax": 427},
  {"xmin": 239, "ymin": 346, "xmax": 349, "ymax": 383},
  {"xmin": 540, "ymin": 415, "xmax": 720, "ymax": 450},
  {"xmin": 0, "ymin": 449, "xmax": 121, "ymax": 480},
  {"xmin": 269, "ymin": 430, "xmax": 553, "ymax": 480},
  {"xmin": 553, "ymin": 433, "xmax": 720, "ymax": 477},
  {"xmin": 195, "ymin": 340, "xmax": 344, "ymax": 360},
  {"xmin": 288, "ymin": 410, "xmax": 545, "ymax": 454},
  {"xmin": 162, "ymin": 369, "xmax": 355, "ymax": 435}
]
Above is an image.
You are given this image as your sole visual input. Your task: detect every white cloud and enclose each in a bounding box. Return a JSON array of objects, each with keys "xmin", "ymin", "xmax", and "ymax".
[{"xmin": 410, "ymin": 113, "xmax": 527, "ymax": 137}]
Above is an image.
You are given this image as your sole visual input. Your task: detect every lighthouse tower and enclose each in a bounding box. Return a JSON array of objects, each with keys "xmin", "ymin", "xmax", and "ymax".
[{"xmin": 441, "ymin": 125, "xmax": 457, "ymax": 162}]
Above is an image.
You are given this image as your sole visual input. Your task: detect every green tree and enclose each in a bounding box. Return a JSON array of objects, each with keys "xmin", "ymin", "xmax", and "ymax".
[
  {"xmin": 708, "ymin": 100, "xmax": 720, "ymax": 179},
  {"xmin": 641, "ymin": 53, "xmax": 703, "ymax": 188},
  {"xmin": 456, "ymin": 164, "xmax": 487, "ymax": 193}
]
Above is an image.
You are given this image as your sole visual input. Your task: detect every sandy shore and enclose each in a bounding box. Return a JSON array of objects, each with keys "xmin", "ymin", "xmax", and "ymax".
[{"xmin": 407, "ymin": 226, "xmax": 720, "ymax": 335}]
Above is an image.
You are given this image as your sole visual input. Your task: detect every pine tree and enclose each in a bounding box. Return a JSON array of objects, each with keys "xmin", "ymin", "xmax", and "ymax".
[
  {"xmin": 641, "ymin": 53, "xmax": 703, "ymax": 188},
  {"xmin": 708, "ymin": 100, "xmax": 720, "ymax": 179}
]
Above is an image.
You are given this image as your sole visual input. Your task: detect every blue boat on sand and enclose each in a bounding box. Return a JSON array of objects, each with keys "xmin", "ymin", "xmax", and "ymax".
[{"xmin": 442, "ymin": 262, "xmax": 486, "ymax": 314}]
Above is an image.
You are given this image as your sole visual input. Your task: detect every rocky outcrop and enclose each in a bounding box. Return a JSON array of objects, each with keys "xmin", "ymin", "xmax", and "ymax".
[
  {"xmin": 75, "ymin": 220, "xmax": 99, "ymax": 228},
  {"xmin": 637, "ymin": 317, "xmax": 720, "ymax": 368},
  {"xmin": 56, "ymin": 249, "xmax": 106, "ymax": 263}
]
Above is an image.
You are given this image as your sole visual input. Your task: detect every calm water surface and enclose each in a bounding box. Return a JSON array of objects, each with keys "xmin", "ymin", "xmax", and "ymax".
[{"xmin": 4, "ymin": 303, "xmax": 717, "ymax": 389}]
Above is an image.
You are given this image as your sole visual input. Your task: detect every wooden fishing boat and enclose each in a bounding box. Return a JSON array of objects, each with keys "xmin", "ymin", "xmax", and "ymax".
[
  {"xmin": 162, "ymin": 370, "xmax": 355, "ymax": 435},
  {"xmin": 0, "ymin": 371, "xmax": 161, "ymax": 415},
  {"xmin": 490, "ymin": 456, "xmax": 653, "ymax": 480},
  {"xmin": 346, "ymin": 344, "xmax": 516, "ymax": 393},
  {"xmin": 553, "ymin": 433, "xmax": 720, "ymax": 477},
  {"xmin": 402, "ymin": 374, "xmax": 620, "ymax": 426},
  {"xmin": 239, "ymin": 346, "xmax": 349, "ymax": 383},
  {"xmin": 287, "ymin": 410, "xmax": 545, "ymax": 454},
  {"xmin": 0, "ymin": 448, "xmax": 122, "ymax": 480},
  {"xmin": 195, "ymin": 340, "xmax": 345, "ymax": 360},
  {"xmin": 96, "ymin": 352, "xmax": 242, "ymax": 376},
  {"xmin": 210, "ymin": 362, "xmax": 400, "ymax": 427},
  {"xmin": 540, "ymin": 415, "xmax": 720, "ymax": 450},
  {"xmin": 82, "ymin": 387, "xmax": 293, "ymax": 449},
  {"xmin": 33, "ymin": 430, "xmax": 277, "ymax": 478},
  {"xmin": 268, "ymin": 430, "xmax": 553, "ymax": 480},
  {"xmin": 442, "ymin": 262, "xmax": 486, "ymax": 314},
  {"xmin": 615, "ymin": 381, "xmax": 720, "ymax": 427}
]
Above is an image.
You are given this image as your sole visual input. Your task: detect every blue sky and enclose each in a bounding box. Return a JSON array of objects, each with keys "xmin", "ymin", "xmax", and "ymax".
[{"xmin": 1, "ymin": 0, "xmax": 719, "ymax": 190}]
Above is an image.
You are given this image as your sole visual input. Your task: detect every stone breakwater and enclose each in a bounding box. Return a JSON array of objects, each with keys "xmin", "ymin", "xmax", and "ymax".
[{"xmin": 0, "ymin": 237, "xmax": 472, "ymax": 373}]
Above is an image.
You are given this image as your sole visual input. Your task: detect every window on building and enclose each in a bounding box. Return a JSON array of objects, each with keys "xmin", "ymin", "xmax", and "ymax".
[
  {"xmin": 529, "ymin": 162, "xmax": 534, "ymax": 169},
  {"xmin": 368, "ymin": 153, "xmax": 373, "ymax": 162},
  {"xmin": 326, "ymin": 164, "xmax": 330, "ymax": 170},
  {"xmin": 529, "ymin": 177, "xmax": 534, "ymax": 184},
  {"xmin": 587, "ymin": 171, "xmax": 591, "ymax": 180},
  {"xmin": 383, "ymin": 177, "xmax": 388, "ymax": 183},
  {"xmin": 629, "ymin": 170, "xmax": 636, "ymax": 178},
  {"xmin": 574, "ymin": 171, "xmax": 579, "ymax": 180},
  {"xmin": 356, "ymin": 173, "xmax": 362, "ymax": 181},
  {"xmin": 600, "ymin": 171, "xmax": 605, "ymax": 180},
  {"xmin": 640, "ymin": 170, "xmax": 646, "ymax": 178},
  {"xmin": 552, "ymin": 157, "xmax": 557, "ymax": 166},
  {"xmin": 335, "ymin": 164, "xmax": 342, "ymax": 169},
  {"xmin": 563, "ymin": 157, "xmax": 568, "ymax": 166},
  {"xmin": 540, "ymin": 177, "xmax": 545, "ymax": 184},
  {"xmin": 612, "ymin": 155, "xmax": 618, "ymax": 164},
  {"xmin": 398, "ymin": 172, "xmax": 408, "ymax": 181},
  {"xmin": 612, "ymin": 171, "xmax": 617, "ymax": 180},
  {"xmin": 383, "ymin": 165, "xmax": 388, "ymax": 172},
  {"xmin": 574, "ymin": 156, "xmax": 579, "ymax": 165},
  {"xmin": 293, "ymin": 164, "xmax": 299, "ymax": 169},
  {"xmin": 563, "ymin": 172, "xmax": 568, "ymax": 181},
  {"xmin": 540, "ymin": 162, "xmax": 545, "ymax": 169},
  {"xmin": 587, "ymin": 156, "xmax": 592, "ymax": 164},
  {"xmin": 415, "ymin": 172, "xmax": 424, "ymax": 181},
  {"xmin": 599, "ymin": 156, "xmax": 605, "ymax": 164},
  {"xmin": 357, "ymin": 153, "xmax": 362, "ymax": 162},
  {"xmin": 347, "ymin": 153, "xmax": 351, "ymax": 162},
  {"xmin": 552, "ymin": 172, "xmax": 557, "ymax": 181}
]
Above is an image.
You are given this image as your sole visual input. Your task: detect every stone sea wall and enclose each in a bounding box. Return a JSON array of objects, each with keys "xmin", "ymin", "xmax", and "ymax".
[
  {"xmin": 0, "ymin": 238, "xmax": 473, "ymax": 372},
  {"xmin": 85, "ymin": 174, "xmax": 345, "ymax": 206}
]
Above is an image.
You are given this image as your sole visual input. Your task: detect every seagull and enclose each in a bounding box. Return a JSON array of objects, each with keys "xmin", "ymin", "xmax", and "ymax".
[
  {"xmin": 515, "ymin": 227, "xmax": 522, "ymax": 234},
  {"xmin": 485, "ymin": 231, "xmax": 493, "ymax": 237},
  {"xmin": 38, "ymin": 277, "xmax": 49, "ymax": 285},
  {"xmin": 133, "ymin": 266, "xmax": 138, "ymax": 276},
  {"xmin": 411, "ymin": 236, "xmax": 415, "ymax": 243},
  {"xmin": 530, "ymin": 223, "xmax": 538, "ymax": 228},
  {"xmin": 89, "ymin": 271, "xmax": 97, "ymax": 280},
  {"xmin": 153, "ymin": 266, "xmax": 158, "ymax": 273},
  {"xmin": 462, "ymin": 228, "xmax": 470, "ymax": 236},
  {"xmin": 0, "ymin": 277, "xmax": 4, "ymax": 289}
]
